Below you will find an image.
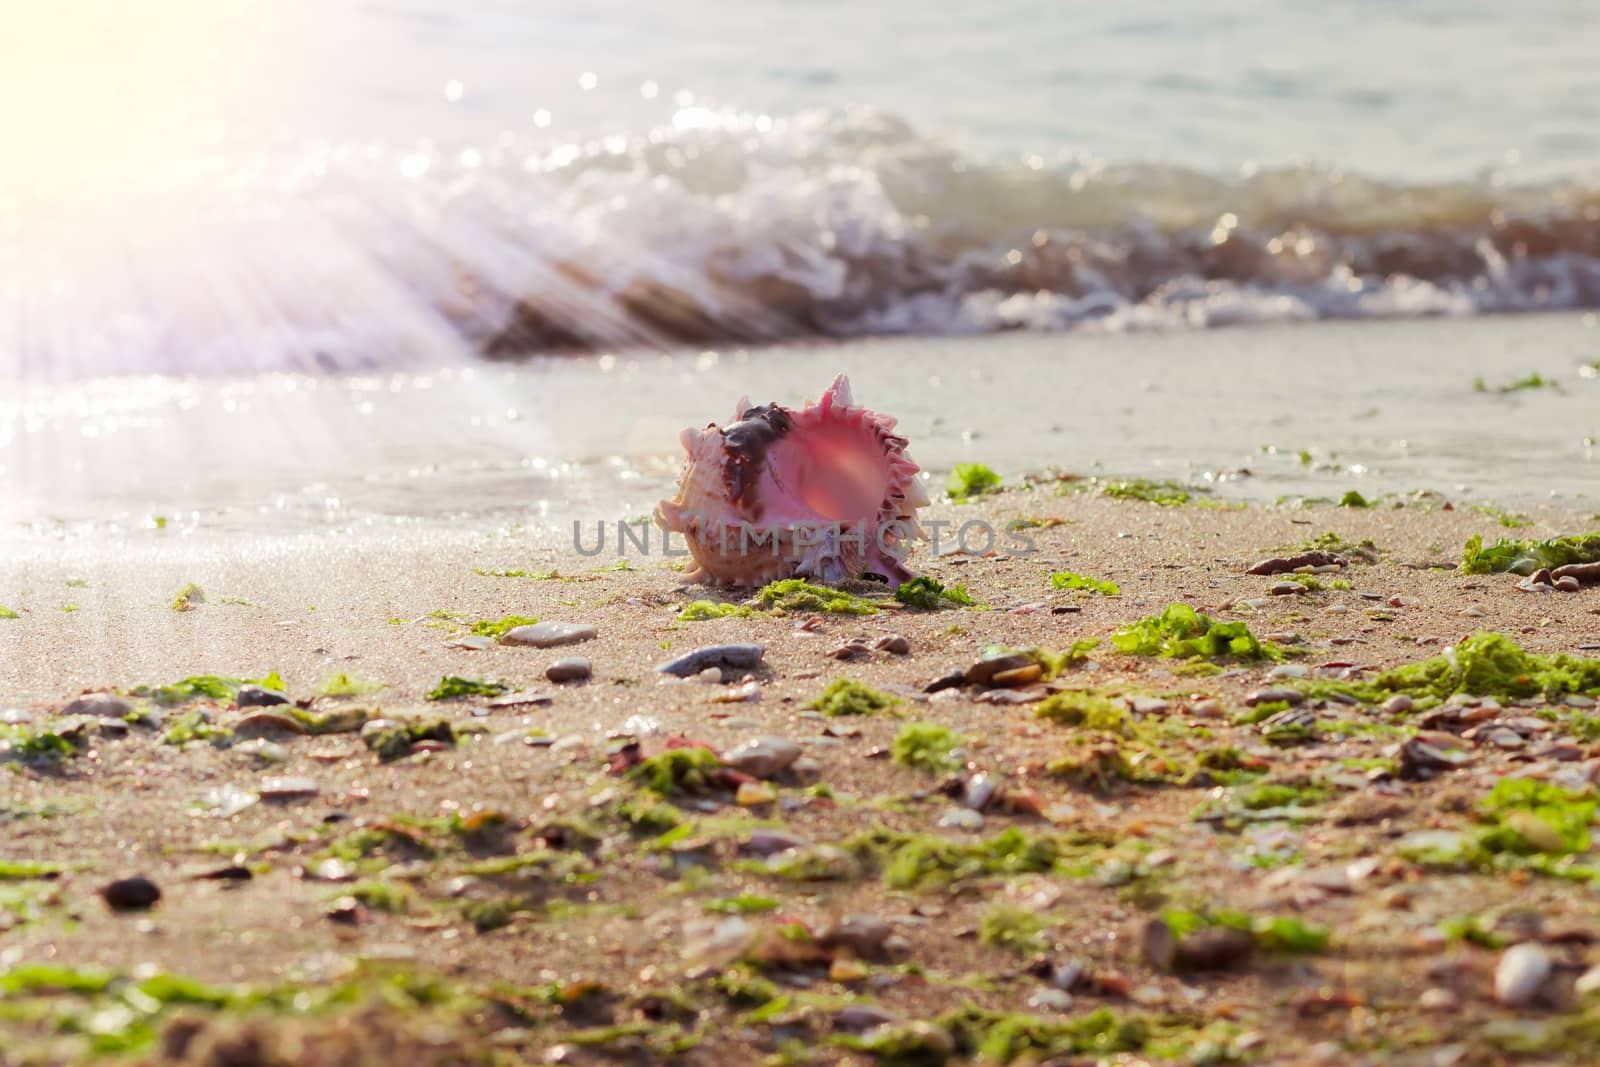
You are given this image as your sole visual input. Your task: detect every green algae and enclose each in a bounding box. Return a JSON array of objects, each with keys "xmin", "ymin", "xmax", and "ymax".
[
  {"xmin": 288, "ymin": 706, "xmax": 371, "ymax": 735},
  {"xmin": 1112, "ymin": 604, "xmax": 1278, "ymax": 662},
  {"xmin": 162, "ymin": 712, "xmax": 234, "ymax": 747},
  {"xmin": 171, "ymin": 582, "xmax": 206, "ymax": 611},
  {"xmin": 346, "ymin": 880, "xmax": 413, "ymax": 913},
  {"xmin": 473, "ymin": 567, "xmax": 561, "ymax": 579},
  {"xmin": 468, "ymin": 614, "xmax": 540, "ymax": 639},
  {"xmin": 946, "ymin": 462, "xmax": 1002, "ymax": 502},
  {"xmin": 1479, "ymin": 779, "xmax": 1596, "ymax": 856},
  {"xmin": 978, "ymin": 905, "xmax": 1052, "ymax": 955},
  {"xmin": 678, "ymin": 600, "xmax": 753, "ymax": 621},
  {"xmin": 0, "ymin": 728, "xmax": 76, "ymax": 767},
  {"xmin": 1460, "ymin": 531, "xmax": 1600, "ymax": 575},
  {"xmin": 1476, "ymin": 371, "xmax": 1560, "ymax": 394},
  {"xmin": 0, "ymin": 861, "xmax": 64, "ymax": 880},
  {"xmin": 704, "ymin": 894, "xmax": 779, "ymax": 915},
  {"xmin": 1373, "ymin": 632, "xmax": 1600, "ymax": 702},
  {"xmin": 130, "ymin": 672, "xmax": 285, "ymax": 706},
  {"xmin": 893, "ymin": 576, "xmax": 978, "ymax": 610},
  {"xmin": 1299, "ymin": 530, "xmax": 1382, "ymax": 562},
  {"xmin": 363, "ymin": 719, "xmax": 456, "ymax": 762},
  {"xmin": 1162, "ymin": 908, "xmax": 1330, "ymax": 955},
  {"xmin": 0, "ymin": 605, "xmax": 18, "ymax": 619},
  {"xmin": 845, "ymin": 827, "xmax": 1083, "ymax": 891},
  {"xmin": 1034, "ymin": 690, "xmax": 1129, "ymax": 733},
  {"xmin": 1337, "ymin": 490, "xmax": 1375, "ymax": 508},
  {"xmin": 627, "ymin": 746, "xmax": 724, "ymax": 796},
  {"xmin": 315, "ymin": 671, "xmax": 383, "ymax": 697},
  {"xmin": 753, "ymin": 578, "xmax": 880, "ymax": 615},
  {"xmin": 1048, "ymin": 571, "xmax": 1119, "ymax": 595},
  {"xmin": 809, "ymin": 678, "xmax": 900, "ymax": 717},
  {"xmin": 425, "ymin": 675, "xmax": 509, "ymax": 701},
  {"xmin": 1100, "ymin": 478, "xmax": 1196, "ymax": 506},
  {"xmin": 890, "ymin": 722, "xmax": 966, "ymax": 773}
]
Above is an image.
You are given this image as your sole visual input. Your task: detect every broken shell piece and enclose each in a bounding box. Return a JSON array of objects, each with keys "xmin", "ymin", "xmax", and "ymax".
[{"xmin": 657, "ymin": 375, "xmax": 928, "ymax": 587}]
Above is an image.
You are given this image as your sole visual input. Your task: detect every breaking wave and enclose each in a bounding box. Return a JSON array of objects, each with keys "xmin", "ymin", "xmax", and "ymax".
[{"xmin": 5, "ymin": 106, "xmax": 1600, "ymax": 378}]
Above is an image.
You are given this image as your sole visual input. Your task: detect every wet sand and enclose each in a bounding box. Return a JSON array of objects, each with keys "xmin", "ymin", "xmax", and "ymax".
[{"xmin": 4, "ymin": 491, "xmax": 1600, "ymax": 1064}]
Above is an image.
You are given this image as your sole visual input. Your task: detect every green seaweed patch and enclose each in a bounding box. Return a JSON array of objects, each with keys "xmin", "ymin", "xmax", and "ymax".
[
  {"xmin": 1049, "ymin": 571, "xmax": 1119, "ymax": 596},
  {"xmin": 678, "ymin": 600, "xmax": 753, "ymax": 621},
  {"xmin": 1337, "ymin": 490, "xmax": 1376, "ymax": 508},
  {"xmin": 474, "ymin": 567, "xmax": 561, "ymax": 579},
  {"xmin": 0, "ymin": 860, "xmax": 64, "ymax": 880},
  {"xmin": 978, "ymin": 905, "xmax": 1052, "ymax": 955},
  {"xmin": 315, "ymin": 671, "xmax": 383, "ymax": 697},
  {"xmin": 130, "ymin": 672, "xmax": 285, "ymax": 707},
  {"xmin": 364, "ymin": 720, "xmax": 457, "ymax": 762},
  {"xmin": 1163, "ymin": 908, "xmax": 1330, "ymax": 954},
  {"xmin": 946, "ymin": 463, "xmax": 1002, "ymax": 503},
  {"xmin": 0, "ymin": 605, "xmax": 18, "ymax": 620},
  {"xmin": 1299, "ymin": 531, "xmax": 1382, "ymax": 563},
  {"xmin": 469, "ymin": 614, "xmax": 540, "ymax": 639},
  {"xmin": 346, "ymin": 880, "xmax": 413, "ymax": 913},
  {"xmin": 704, "ymin": 894, "xmax": 780, "ymax": 915},
  {"xmin": 845, "ymin": 826, "xmax": 1089, "ymax": 891},
  {"xmin": 894, "ymin": 576, "xmax": 979, "ymax": 610},
  {"xmin": 1475, "ymin": 371, "xmax": 1561, "ymax": 394},
  {"xmin": 1099, "ymin": 478, "xmax": 1199, "ymax": 506},
  {"xmin": 810, "ymin": 678, "xmax": 900, "ymax": 717},
  {"xmin": 753, "ymin": 578, "xmax": 880, "ymax": 615},
  {"xmin": 1112, "ymin": 604, "xmax": 1279, "ymax": 662},
  {"xmin": 891, "ymin": 722, "xmax": 967, "ymax": 773},
  {"xmin": 426, "ymin": 675, "xmax": 510, "ymax": 701},
  {"xmin": 1461, "ymin": 531, "xmax": 1600, "ymax": 575},
  {"xmin": 1479, "ymin": 779, "xmax": 1596, "ymax": 856},
  {"xmin": 1034, "ymin": 690, "xmax": 1129, "ymax": 734},
  {"xmin": 1374, "ymin": 632, "xmax": 1600, "ymax": 702},
  {"xmin": 171, "ymin": 582, "xmax": 206, "ymax": 611},
  {"xmin": 0, "ymin": 728, "xmax": 78, "ymax": 767},
  {"xmin": 627, "ymin": 746, "xmax": 726, "ymax": 797},
  {"xmin": 162, "ymin": 711, "xmax": 234, "ymax": 747},
  {"xmin": 842, "ymin": 1005, "xmax": 1155, "ymax": 1062}
]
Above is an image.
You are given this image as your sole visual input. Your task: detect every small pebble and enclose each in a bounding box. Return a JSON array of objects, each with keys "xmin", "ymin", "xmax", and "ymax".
[
  {"xmin": 236, "ymin": 684, "xmax": 290, "ymax": 708},
  {"xmin": 63, "ymin": 693, "xmax": 133, "ymax": 718},
  {"xmin": 1269, "ymin": 581, "xmax": 1306, "ymax": 596},
  {"xmin": 724, "ymin": 737, "xmax": 802, "ymax": 780},
  {"xmin": 736, "ymin": 781, "xmax": 777, "ymax": 806},
  {"xmin": 937, "ymin": 808, "xmax": 985, "ymax": 832},
  {"xmin": 258, "ymin": 776, "xmax": 319, "ymax": 800},
  {"xmin": 502, "ymin": 621, "xmax": 598, "ymax": 648},
  {"xmin": 1381, "ymin": 694, "xmax": 1414, "ymax": 715},
  {"xmin": 875, "ymin": 634, "xmax": 911, "ymax": 655},
  {"xmin": 657, "ymin": 644, "xmax": 766, "ymax": 677},
  {"xmin": 102, "ymin": 875, "xmax": 162, "ymax": 912},
  {"xmin": 1556, "ymin": 576, "xmax": 1582, "ymax": 593},
  {"xmin": 545, "ymin": 657, "xmax": 592, "ymax": 684},
  {"xmin": 1494, "ymin": 943, "xmax": 1551, "ymax": 1006},
  {"xmin": 1244, "ymin": 688, "xmax": 1305, "ymax": 707}
]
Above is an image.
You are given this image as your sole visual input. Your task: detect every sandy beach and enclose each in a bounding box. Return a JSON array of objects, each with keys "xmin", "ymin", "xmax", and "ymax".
[{"xmin": 5, "ymin": 489, "xmax": 1600, "ymax": 1065}]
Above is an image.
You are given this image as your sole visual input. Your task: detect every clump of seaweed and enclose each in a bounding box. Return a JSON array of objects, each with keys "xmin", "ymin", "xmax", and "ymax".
[
  {"xmin": 1375, "ymin": 632, "xmax": 1600, "ymax": 702},
  {"xmin": 893, "ymin": 576, "xmax": 979, "ymax": 610},
  {"xmin": 1112, "ymin": 604, "xmax": 1278, "ymax": 662},
  {"xmin": 469, "ymin": 615, "xmax": 540, "ymax": 640},
  {"xmin": 752, "ymin": 579, "xmax": 879, "ymax": 615},
  {"xmin": 946, "ymin": 463, "xmax": 1002, "ymax": 503},
  {"xmin": 891, "ymin": 722, "xmax": 966, "ymax": 773},
  {"xmin": 809, "ymin": 678, "xmax": 900, "ymax": 717},
  {"xmin": 426, "ymin": 676, "xmax": 509, "ymax": 701},
  {"xmin": 677, "ymin": 600, "xmax": 752, "ymax": 621},
  {"xmin": 1460, "ymin": 532, "xmax": 1600, "ymax": 575},
  {"xmin": 1049, "ymin": 571, "xmax": 1119, "ymax": 596}
]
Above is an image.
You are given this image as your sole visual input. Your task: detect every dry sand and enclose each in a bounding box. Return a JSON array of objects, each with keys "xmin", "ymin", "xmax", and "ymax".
[{"xmin": 3, "ymin": 491, "xmax": 1600, "ymax": 1066}]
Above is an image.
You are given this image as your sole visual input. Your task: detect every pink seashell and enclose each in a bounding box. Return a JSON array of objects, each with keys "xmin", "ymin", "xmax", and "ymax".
[{"xmin": 656, "ymin": 375, "xmax": 929, "ymax": 587}]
